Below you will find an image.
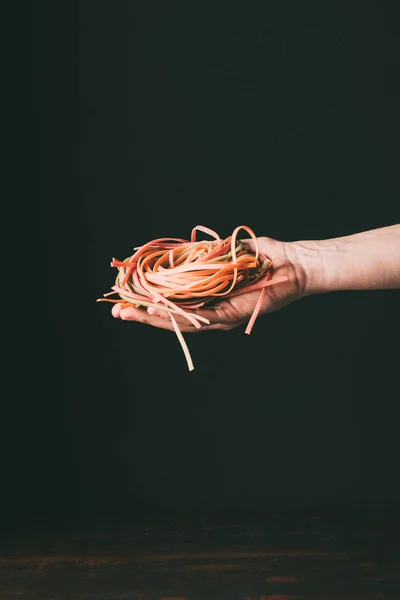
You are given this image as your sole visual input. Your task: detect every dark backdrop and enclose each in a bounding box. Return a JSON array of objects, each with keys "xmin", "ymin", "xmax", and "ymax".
[{"xmin": 6, "ymin": 1, "xmax": 400, "ymax": 527}]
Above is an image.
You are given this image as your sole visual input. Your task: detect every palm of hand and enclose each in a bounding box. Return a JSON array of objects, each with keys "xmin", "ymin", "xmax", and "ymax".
[{"xmin": 111, "ymin": 236, "xmax": 303, "ymax": 333}]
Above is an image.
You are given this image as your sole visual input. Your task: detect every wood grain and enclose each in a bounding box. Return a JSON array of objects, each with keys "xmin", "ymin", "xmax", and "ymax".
[{"xmin": 1, "ymin": 511, "xmax": 399, "ymax": 599}]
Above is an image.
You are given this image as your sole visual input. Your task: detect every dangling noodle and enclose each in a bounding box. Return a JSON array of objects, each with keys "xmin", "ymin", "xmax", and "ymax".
[{"xmin": 97, "ymin": 225, "xmax": 288, "ymax": 370}]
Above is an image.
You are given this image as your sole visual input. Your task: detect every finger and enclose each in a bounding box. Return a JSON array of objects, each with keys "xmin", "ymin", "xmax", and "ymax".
[
  {"xmin": 145, "ymin": 303, "xmax": 226, "ymax": 327},
  {"xmin": 119, "ymin": 306, "xmax": 199, "ymax": 332},
  {"xmin": 119, "ymin": 306, "xmax": 173, "ymax": 329},
  {"xmin": 241, "ymin": 237, "xmax": 258, "ymax": 253},
  {"xmin": 241, "ymin": 236, "xmax": 277, "ymax": 260},
  {"xmin": 147, "ymin": 306, "xmax": 170, "ymax": 319},
  {"xmin": 112, "ymin": 303, "xmax": 122, "ymax": 318},
  {"xmin": 154, "ymin": 305, "xmax": 229, "ymax": 328},
  {"xmin": 119, "ymin": 306, "xmax": 225, "ymax": 333}
]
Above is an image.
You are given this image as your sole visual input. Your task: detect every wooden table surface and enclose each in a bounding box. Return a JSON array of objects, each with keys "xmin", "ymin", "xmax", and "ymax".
[{"xmin": 1, "ymin": 509, "xmax": 399, "ymax": 599}]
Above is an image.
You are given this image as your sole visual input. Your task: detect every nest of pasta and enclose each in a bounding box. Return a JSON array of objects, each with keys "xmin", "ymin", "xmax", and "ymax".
[{"xmin": 98, "ymin": 225, "xmax": 288, "ymax": 370}]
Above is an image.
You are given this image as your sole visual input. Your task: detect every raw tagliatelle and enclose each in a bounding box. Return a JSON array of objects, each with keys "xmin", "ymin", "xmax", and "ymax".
[{"xmin": 97, "ymin": 225, "xmax": 289, "ymax": 371}]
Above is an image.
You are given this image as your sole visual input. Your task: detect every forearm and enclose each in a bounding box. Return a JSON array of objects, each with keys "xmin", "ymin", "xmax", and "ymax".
[{"xmin": 288, "ymin": 224, "xmax": 400, "ymax": 294}]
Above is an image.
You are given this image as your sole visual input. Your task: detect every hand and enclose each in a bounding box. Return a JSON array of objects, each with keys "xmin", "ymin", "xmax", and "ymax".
[{"xmin": 111, "ymin": 236, "xmax": 307, "ymax": 332}]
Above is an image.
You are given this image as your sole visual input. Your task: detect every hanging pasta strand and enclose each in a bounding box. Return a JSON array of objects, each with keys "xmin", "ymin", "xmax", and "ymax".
[{"xmin": 98, "ymin": 225, "xmax": 288, "ymax": 370}]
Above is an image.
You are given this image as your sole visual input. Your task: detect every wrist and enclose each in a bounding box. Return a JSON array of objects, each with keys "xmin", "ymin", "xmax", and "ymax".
[{"xmin": 284, "ymin": 240, "xmax": 328, "ymax": 296}]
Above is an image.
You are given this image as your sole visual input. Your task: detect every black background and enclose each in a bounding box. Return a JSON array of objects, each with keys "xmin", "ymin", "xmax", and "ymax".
[{"xmin": 6, "ymin": 1, "xmax": 400, "ymax": 528}]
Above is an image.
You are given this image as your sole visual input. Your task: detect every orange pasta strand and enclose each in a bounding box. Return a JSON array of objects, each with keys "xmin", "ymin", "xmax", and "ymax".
[{"xmin": 98, "ymin": 225, "xmax": 289, "ymax": 370}]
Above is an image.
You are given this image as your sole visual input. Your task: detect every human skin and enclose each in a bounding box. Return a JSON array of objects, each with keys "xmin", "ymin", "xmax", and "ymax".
[{"xmin": 111, "ymin": 224, "xmax": 400, "ymax": 332}]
